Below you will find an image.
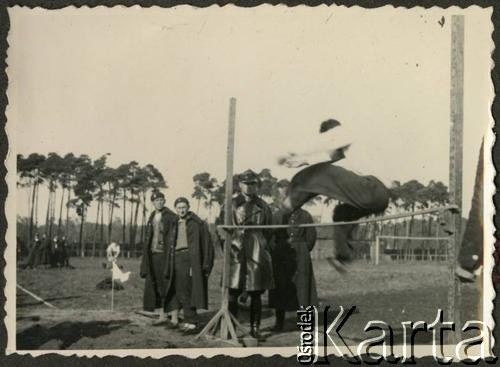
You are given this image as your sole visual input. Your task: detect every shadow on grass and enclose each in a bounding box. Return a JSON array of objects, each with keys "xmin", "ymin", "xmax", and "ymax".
[{"xmin": 17, "ymin": 319, "xmax": 131, "ymax": 350}]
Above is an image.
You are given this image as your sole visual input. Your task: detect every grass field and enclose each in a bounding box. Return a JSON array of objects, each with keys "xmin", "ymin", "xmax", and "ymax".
[{"xmin": 16, "ymin": 256, "xmax": 480, "ymax": 350}]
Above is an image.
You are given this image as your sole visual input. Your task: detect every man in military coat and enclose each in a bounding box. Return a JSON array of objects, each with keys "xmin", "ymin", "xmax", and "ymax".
[
  {"xmin": 269, "ymin": 179, "xmax": 318, "ymax": 332},
  {"xmin": 221, "ymin": 169, "xmax": 274, "ymax": 340},
  {"xmin": 140, "ymin": 191, "xmax": 177, "ymax": 324}
]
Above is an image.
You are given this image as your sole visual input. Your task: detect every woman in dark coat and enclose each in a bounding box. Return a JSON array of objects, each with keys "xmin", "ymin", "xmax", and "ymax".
[
  {"xmin": 140, "ymin": 192, "xmax": 177, "ymax": 315},
  {"xmin": 163, "ymin": 198, "xmax": 214, "ymax": 333},
  {"xmin": 269, "ymin": 194, "xmax": 317, "ymax": 331}
]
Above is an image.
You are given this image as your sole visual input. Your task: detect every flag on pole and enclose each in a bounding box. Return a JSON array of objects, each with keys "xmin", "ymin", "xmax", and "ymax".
[{"xmin": 112, "ymin": 262, "xmax": 131, "ymax": 283}]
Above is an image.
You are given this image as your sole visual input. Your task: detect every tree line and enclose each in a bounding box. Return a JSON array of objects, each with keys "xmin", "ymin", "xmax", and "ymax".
[
  {"xmin": 17, "ymin": 153, "xmax": 166, "ymax": 257},
  {"xmin": 17, "ymin": 152, "xmax": 450, "ymax": 258},
  {"xmin": 191, "ymin": 171, "xmax": 450, "ymax": 218},
  {"xmin": 190, "ymin": 168, "xmax": 288, "ymax": 222}
]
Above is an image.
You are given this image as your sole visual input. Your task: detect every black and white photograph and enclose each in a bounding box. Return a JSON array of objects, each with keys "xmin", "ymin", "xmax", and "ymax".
[{"xmin": 4, "ymin": 4, "xmax": 496, "ymax": 360}]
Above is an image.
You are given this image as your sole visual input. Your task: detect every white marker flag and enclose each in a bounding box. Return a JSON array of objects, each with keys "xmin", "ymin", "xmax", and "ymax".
[{"xmin": 112, "ymin": 262, "xmax": 131, "ymax": 283}]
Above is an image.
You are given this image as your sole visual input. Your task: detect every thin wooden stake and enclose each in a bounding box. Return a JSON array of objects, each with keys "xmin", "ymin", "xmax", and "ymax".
[{"xmin": 111, "ymin": 263, "xmax": 115, "ymax": 311}]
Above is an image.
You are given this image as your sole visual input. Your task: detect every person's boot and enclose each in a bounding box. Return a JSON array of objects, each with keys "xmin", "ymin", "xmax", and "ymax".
[
  {"xmin": 250, "ymin": 323, "xmax": 261, "ymax": 339},
  {"xmin": 249, "ymin": 301, "xmax": 262, "ymax": 340},
  {"xmin": 271, "ymin": 309, "xmax": 285, "ymax": 332},
  {"xmin": 249, "ymin": 309, "xmax": 260, "ymax": 340}
]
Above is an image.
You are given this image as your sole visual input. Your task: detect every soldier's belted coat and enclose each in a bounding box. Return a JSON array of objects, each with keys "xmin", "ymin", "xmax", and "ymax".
[
  {"xmin": 269, "ymin": 208, "xmax": 318, "ymax": 310},
  {"xmin": 140, "ymin": 207, "xmax": 177, "ymax": 312},
  {"xmin": 226, "ymin": 195, "xmax": 274, "ymax": 292},
  {"xmin": 163, "ymin": 212, "xmax": 214, "ymax": 310}
]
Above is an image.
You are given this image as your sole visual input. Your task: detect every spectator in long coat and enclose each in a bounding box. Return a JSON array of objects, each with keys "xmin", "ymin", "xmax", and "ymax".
[
  {"xmin": 17, "ymin": 236, "xmax": 25, "ymax": 262},
  {"xmin": 164, "ymin": 197, "xmax": 214, "ymax": 334},
  {"xmin": 59, "ymin": 236, "xmax": 72, "ymax": 268},
  {"xmin": 51, "ymin": 236, "xmax": 63, "ymax": 268},
  {"xmin": 22, "ymin": 233, "xmax": 41, "ymax": 269},
  {"xmin": 218, "ymin": 169, "xmax": 274, "ymax": 340},
  {"xmin": 140, "ymin": 191, "xmax": 177, "ymax": 323},
  {"xmin": 269, "ymin": 180, "xmax": 318, "ymax": 332},
  {"xmin": 35, "ymin": 234, "xmax": 51, "ymax": 268}
]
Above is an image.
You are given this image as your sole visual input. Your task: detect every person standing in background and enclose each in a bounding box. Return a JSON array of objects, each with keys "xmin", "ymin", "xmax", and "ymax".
[{"xmin": 269, "ymin": 180, "xmax": 318, "ymax": 332}]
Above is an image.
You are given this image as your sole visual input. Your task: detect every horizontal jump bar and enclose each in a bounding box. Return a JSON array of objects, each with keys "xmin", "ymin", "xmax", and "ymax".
[
  {"xmin": 377, "ymin": 236, "xmax": 452, "ymax": 241},
  {"xmin": 217, "ymin": 205, "xmax": 459, "ymax": 229}
]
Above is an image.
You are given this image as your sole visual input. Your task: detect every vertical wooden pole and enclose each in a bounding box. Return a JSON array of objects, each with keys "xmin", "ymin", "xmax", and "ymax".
[
  {"xmin": 375, "ymin": 236, "xmax": 380, "ymax": 265},
  {"xmin": 220, "ymin": 98, "xmax": 237, "ymax": 339},
  {"xmin": 448, "ymin": 14, "xmax": 464, "ymax": 343},
  {"xmin": 194, "ymin": 98, "xmax": 242, "ymax": 344}
]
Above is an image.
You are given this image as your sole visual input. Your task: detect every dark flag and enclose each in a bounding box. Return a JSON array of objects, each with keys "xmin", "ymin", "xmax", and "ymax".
[
  {"xmin": 456, "ymin": 141, "xmax": 483, "ymax": 282},
  {"xmin": 288, "ymin": 160, "xmax": 390, "ymax": 266}
]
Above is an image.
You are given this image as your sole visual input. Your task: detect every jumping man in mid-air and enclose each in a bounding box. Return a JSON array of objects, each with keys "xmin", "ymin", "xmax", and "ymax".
[{"xmin": 279, "ymin": 119, "xmax": 391, "ymax": 271}]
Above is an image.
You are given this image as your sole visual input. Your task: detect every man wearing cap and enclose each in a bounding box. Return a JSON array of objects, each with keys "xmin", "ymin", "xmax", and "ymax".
[
  {"xmin": 219, "ymin": 169, "xmax": 274, "ymax": 340},
  {"xmin": 163, "ymin": 197, "xmax": 214, "ymax": 334},
  {"xmin": 269, "ymin": 179, "xmax": 318, "ymax": 332},
  {"xmin": 140, "ymin": 191, "xmax": 177, "ymax": 324}
]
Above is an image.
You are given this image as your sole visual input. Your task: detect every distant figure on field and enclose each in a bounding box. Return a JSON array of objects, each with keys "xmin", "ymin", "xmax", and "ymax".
[
  {"xmin": 59, "ymin": 236, "xmax": 73, "ymax": 268},
  {"xmin": 16, "ymin": 236, "xmax": 25, "ymax": 262},
  {"xmin": 35, "ymin": 234, "xmax": 52, "ymax": 268},
  {"xmin": 51, "ymin": 236, "xmax": 63, "ymax": 267},
  {"xmin": 20, "ymin": 233, "xmax": 41, "ymax": 269}
]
